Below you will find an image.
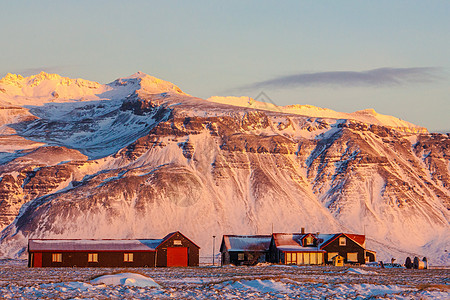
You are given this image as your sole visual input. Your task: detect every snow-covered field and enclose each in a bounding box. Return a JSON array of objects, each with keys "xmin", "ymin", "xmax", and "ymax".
[{"xmin": 0, "ymin": 260, "xmax": 448, "ymax": 299}]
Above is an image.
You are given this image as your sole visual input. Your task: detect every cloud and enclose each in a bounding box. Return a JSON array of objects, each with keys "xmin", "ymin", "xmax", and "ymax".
[{"xmin": 235, "ymin": 67, "xmax": 443, "ymax": 91}]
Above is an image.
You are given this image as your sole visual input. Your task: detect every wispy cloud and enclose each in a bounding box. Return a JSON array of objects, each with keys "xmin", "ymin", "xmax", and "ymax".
[{"xmin": 234, "ymin": 67, "xmax": 443, "ymax": 92}]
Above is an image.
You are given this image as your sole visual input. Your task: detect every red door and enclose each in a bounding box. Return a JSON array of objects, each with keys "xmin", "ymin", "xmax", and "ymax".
[
  {"xmin": 34, "ymin": 253, "xmax": 42, "ymax": 267},
  {"xmin": 167, "ymin": 247, "xmax": 188, "ymax": 267}
]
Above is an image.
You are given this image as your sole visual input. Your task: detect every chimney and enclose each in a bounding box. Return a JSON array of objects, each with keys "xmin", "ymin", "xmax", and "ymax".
[{"xmin": 301, "ymin": 227, "xmax": 305, "ymax": 234}]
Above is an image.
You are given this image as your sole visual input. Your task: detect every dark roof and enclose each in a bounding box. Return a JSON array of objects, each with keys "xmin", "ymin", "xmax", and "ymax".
[
  {"xmin": 222, "ymin": 235, "xmax": 271, "ymax": 252},
  {"xmin": 28, "ymin": 239, "xmax": 162, "ymax": 252}
]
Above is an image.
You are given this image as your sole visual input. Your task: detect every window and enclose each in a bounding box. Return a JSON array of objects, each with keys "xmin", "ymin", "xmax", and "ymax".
[
  {"xmin": 327, "ymin": 252, "xmax": 339, "ymax": 262},
  {"xmin": 237, "ymin": 253, "xmax": 244, "ymax": 260},
  {"xmin": 286, "ymin": 252, "xmax": 292, "ymax": 264},
  {"xmin": 310, "ymin": 252, "xmax": 317, "ymax": 264},
  {"xmin": 173, "ymin": 240, "xmax": 182, "ymax": 245},
  {"xmin": 317, "ymin": 253, "xmax": 324, "ymax": 264},
  {"xmin": 124, "ymin": 253, "xmax": 134, "ymax": 262},
  {"xmin": 88, "ymin": 253, "xmax": 98, "ymax": 262},
  {"xmin": 52, "ymin": 253, "xmax": 62, "ymax": 262},
  {"xmin": 347, "ymin": 252, "xmax": 358, "ymax": 262},
  {"xmin": 339, "ymin": 237, "xmax": 346, "ymax": 246},
  {"xmin": 296, "ymin": 253, "xmax": 303, "ymax": 265},
  {"xmin": 305, "ymin": 236, "xmax": 313, "ymax": 246},
  {"xmin": 303, "ymin": 252, "xmax": 310, "ymax": 264}
]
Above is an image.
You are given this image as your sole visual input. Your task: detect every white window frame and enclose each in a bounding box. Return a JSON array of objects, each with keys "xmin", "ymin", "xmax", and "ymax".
[
  {"xmin": 88, "ymin": 253, "xmax": 98, "ymax": 262},
  {"xmin": 124, "ymin": 253, "xmax": 134, "ymax": 262},
  {"xmin": 52, "ymin": 253, "xmax": 62, "ymax": 262},
  {"xmin": 339, "ymin": 237, "xmax": 346, "ymax": 246}
]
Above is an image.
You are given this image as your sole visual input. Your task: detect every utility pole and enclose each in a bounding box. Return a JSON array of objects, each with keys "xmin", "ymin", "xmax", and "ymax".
[{"xmin": 212, "ymin": 235, "xmax": 216, "ymax": 266}]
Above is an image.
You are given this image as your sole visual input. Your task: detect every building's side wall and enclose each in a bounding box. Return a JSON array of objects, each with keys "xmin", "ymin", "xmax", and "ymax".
[
  {"xmin": 268, "ymin": 239, "xmax": 279, "ymax": 263},
  {"xmin": 322, "ymin": 236, "xmax": 365, "ymax": 264},
  {"xmin": 221, "ymin": 251, "xmax": 230, "ymax": 266},
  {"xmin": 31, "ymin": 251, "xmax": 156, "ymax": 267},
  {"xmin": 156, "ymin": 232, "xmax": 200, "ymax": 267}
]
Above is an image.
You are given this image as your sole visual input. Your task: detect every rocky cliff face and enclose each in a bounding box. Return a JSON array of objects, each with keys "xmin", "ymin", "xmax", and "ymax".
[{"xmin": 0, "ymin": 72, "xmax": 448, "ymax": 264}]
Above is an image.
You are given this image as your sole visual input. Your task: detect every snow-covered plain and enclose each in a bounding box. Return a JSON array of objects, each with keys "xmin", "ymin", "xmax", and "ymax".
[{"xmin": 0, "ymin": 260, "xmax": 448, "ymax": 299}]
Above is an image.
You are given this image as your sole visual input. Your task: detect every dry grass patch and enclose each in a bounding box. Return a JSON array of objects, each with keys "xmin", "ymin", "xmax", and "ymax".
[{"xmin": 416, "ymin": 283, "xmax": 449, "ymax": 292}]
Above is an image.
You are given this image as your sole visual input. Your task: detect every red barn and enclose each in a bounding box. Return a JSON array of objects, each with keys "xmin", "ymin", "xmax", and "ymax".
[{"xmin": 28, "ymin": 231, "xmax": 199, "ymax": 268}]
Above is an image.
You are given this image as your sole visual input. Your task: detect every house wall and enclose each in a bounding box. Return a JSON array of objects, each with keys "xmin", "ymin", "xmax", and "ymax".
[
  {"xmin": 223, "ymin": 251, "xmax": 268, "ymax": 266},
  {"xmin": 30, "ymin": 251, "xmax": 156, "ymax": 267},
  {"xmin": 268, "ymin": 239, "xmax": 280, "ymax": 263},
  {"xmin": 268, "ymin": 248, "xmax": 284, "ymax": 264},
  {"xmin": 322, "ymin": 236, "xmax": 366, "ymax": 264},
  {"xmin": 156, "ymin": 232, "xmax": 199, "ymax": 267}
]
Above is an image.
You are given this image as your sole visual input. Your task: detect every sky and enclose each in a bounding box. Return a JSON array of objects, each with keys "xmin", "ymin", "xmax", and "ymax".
[{"xmin": 1, "ymin": 1, "xmax": 449, "ymax": 132}]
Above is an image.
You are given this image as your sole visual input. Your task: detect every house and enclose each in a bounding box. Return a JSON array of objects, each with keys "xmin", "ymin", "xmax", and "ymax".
[
  {"xmin": 220, "ymin": 235, "xmax": 271, "ymax": 266},
  {"xmin": 320, "ymin": 233, "xmax": 375, "ymax": 265},
  {"xmin": 268, "ymin": 231, "xmax": 377, "ymax": 266},
  {"xmin": 28, "ymin": 231, "xmax": 199, "ymax": 268},
  {"xmin": 269, "ymin": 233, "xmax": 326, "ymax": 265}
]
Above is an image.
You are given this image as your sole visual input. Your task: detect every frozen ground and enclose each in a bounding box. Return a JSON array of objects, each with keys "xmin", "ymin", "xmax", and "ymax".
[{"xmin": 0, "ymin": 260, "xmax": 448, "ymax": 299}]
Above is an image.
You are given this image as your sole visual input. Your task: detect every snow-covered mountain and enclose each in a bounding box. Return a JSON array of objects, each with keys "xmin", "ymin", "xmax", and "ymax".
[{"xmin": 0, "ymin": 72, "xmax": 448, "ymax": 265}]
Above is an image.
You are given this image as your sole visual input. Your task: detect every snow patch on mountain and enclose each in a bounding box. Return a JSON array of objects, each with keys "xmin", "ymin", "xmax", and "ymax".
[{"xmin": 207, "ymin": 96, "xmax": 426, "ymax": 133}]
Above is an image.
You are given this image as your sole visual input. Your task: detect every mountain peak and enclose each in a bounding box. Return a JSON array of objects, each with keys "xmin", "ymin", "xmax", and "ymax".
[
  {"xmin": 0, "ymin": 73, "xmax": 24, "ymax": 87},
  {"xmin": 112, "ymin": 72, "xmax": 185, "ymax": 95},
  {"xmin": 128, "ymin": 71, "xmax": 147, "ymax": 78},
  {"xmin": 0, "ymin": 72, "xmax": 102, "ymax": 105},
  {"xmin": 0, "ymin": 71, "xmax": 100, "ymax": 89}
]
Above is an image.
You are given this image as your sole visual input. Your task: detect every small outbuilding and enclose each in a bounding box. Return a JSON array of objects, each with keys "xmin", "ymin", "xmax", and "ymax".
[
  {"xmin": 220, "ymin": 235, "xmax": 271, "ymax": 266},
  {"xmin": 364, "ymin": 250, "xmax": 377, "ymax": 263},
  {"xmin": 331, "ymin": 254, "xmax": 344, "ymax": 266},
  {"xmin": 28, "ymin": 231, "xmax": 199, "ymax": 268}
]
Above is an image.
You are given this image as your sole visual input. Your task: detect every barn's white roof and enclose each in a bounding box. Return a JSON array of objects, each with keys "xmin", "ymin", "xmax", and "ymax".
[
  {"xmin": 28, "ymin": 239, "xmax": 163, "ymax": 252},
  {"xmin": 222, "ymin": 235, "xmax": 271, "ymax": 252}
]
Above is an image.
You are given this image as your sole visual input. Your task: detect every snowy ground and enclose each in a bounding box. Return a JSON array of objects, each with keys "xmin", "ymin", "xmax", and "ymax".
[{"xmin": 0, "ymin": 260, "xmax": 448, "ymax": 299}]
